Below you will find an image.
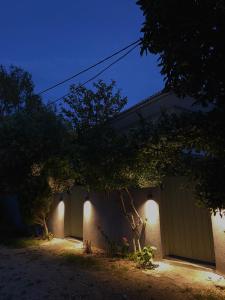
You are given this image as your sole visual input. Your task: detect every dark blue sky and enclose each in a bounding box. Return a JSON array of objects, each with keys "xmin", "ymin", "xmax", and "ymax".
[{"xmin": 1, "ymin": 0, "xmax": 164, "ymax": 108}]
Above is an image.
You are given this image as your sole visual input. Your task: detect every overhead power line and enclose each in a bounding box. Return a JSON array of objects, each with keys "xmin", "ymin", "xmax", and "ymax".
[
  {"xmin": 47, "ymin": 43, "xmax": 139, "ymax": 107},
  {"xmin": 38, "ymin": 39, "xmax": 140, "ymax": 95}
]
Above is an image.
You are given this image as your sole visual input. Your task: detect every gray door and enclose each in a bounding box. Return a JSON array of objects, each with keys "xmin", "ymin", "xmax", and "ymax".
[{"xmin": 160, "ymin": 177, "xmax": 215, "ymax": 264}]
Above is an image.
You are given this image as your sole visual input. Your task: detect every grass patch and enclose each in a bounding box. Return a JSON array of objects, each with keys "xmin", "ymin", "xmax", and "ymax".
[
  {"xmin": 0, "ymin": 238, "xmax": 44, "ymax": 249},
  {"xmin": 60, "ymin": 252, "xmax": 102, "ymax": 270}
]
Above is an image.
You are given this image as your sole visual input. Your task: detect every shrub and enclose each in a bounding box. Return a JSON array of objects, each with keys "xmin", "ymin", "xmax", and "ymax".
[
  {"xmin": 46, "ymin": 232, "xmax": 54, "ymax": 241},
  {"xmin": 132, "ymin": 246, "xmax": 157, "ymax": 269}
]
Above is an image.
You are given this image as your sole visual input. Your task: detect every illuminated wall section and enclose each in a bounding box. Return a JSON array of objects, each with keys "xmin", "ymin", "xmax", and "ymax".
[
  {"xmin": 211, "ymin": 212, "xmax": 225, "ymax": 274},
  {"xmin": 50, "ymin": 200, "xmax": 65, "ymax": 238},
  {"xmin": 83, "ymin": 198, "xmax": 100, "ymax": 247},
  {"xmin": 139, "ymin": 189, "xmax": 163, "ymax": 259},
  {"xmin": 84, "ymin": 200, "xmax": 92, "ymax": 222},
  {"xmin": 82, "ymin": 191, "xmax": 129, "ymax": 250}
]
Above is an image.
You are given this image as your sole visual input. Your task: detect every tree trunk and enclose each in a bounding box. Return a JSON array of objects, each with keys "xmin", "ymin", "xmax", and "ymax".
[
  {"xmin": 132, "ymin": 238, "xmax": 137, "ymax": 252},
  {"xmin": 43, "ymin": 217, "xmax": 49, "ymax": 239},
  {"xmin": 119, "ymin": 189, "xmax": 145, "ymax": 252}
]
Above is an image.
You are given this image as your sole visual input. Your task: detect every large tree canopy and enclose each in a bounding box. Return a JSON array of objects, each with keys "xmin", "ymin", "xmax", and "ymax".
[{"xmin": 137, "ymin": 0, "xmax": 225, "ymax": 106}]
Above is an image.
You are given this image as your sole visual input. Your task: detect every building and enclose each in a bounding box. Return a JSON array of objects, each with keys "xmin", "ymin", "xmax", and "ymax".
[{"xmin": 49, "ymin": 92, "xmax": 225, "ymax": 275}]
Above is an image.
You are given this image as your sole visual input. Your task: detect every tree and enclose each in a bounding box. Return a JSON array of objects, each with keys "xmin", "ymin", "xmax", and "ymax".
[
  {"xmin": 62, "ymin": 80, "xmax": 179, "ymax": 251},
  {"xmin": 61, "ymin": 80, "xmax": 128, "ymax": 190},
  {"xmin": 137, "ymin": 0, "xmax": 225, "ymax": 106},
  {"xmin": 137, "ymin": 0, "xmax": 225, "ymax": 212},
  {"xmin": 20, "ymin": 158, "xmax": 74, "ymax": 238},
  {"xmin": 62, "ymin": 80, "xmax": 127, "ymax": 128},
  {"xmin": 0, "ymin": 108, "xmax": 72, "ymax": 235},
  {"xmin": 0, "ymin": 65, "xmax": 41, "ymax": 118},
  {"xmin": 0, "ymin": 107, "xmax": 73, "ymax": 237},
  {"xmin": 0, "ymin": 65, "xmax": 73, "ymax": 237}
]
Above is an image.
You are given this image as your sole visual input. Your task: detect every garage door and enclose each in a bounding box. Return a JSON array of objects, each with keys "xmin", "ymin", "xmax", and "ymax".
[{"xmin": 161, "ymin": 177, "xmax": 215, "ymax": 264}]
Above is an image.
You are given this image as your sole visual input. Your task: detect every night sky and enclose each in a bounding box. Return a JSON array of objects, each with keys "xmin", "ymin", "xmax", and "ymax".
[{"xmin": 1, "ymin": 0, "xmax": 164, "ymax": 108}]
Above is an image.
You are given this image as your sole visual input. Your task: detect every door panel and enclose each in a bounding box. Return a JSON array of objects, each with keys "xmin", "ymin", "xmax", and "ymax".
[{"xmin": 161, "ymin": 177, "xmax": 215, "ymax": 264}]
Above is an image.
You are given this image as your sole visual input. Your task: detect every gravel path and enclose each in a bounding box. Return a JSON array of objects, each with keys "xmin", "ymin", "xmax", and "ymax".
[{"xmin": 0, "ymin": 239, "xmax": 224, "ymax": 300}]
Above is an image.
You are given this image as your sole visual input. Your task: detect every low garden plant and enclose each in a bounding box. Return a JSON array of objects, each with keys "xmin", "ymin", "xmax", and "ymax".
[{"xmin": 130, "ymin": 246, "xmax": 158, "ymax": 269}]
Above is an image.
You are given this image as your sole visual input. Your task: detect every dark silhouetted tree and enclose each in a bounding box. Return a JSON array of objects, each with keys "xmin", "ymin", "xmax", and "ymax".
[{"xmin": 137, "ymin": 0, "xmax": 225, "ymax": 212}]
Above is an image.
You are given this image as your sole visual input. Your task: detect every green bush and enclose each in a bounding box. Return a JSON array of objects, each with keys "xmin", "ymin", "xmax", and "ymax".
[{"xmin": 132, "ymin": 246, "xmax": 157, "ymax": 269}]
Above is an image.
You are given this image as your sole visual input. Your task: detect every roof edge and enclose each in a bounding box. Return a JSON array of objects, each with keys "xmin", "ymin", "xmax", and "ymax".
[{"xmin": 115, "ymin": 90, "xmax": 172, "ymax": 121}]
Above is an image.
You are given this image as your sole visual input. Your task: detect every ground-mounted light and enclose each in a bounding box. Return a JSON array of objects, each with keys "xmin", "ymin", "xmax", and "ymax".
[
  {"xmin": 145, "ymin": 196, "xmax": 159, "ymax": 225},
  {"xmin": 205, "ymin": 271, "xmax": 225, "ymax": 283},
  {"xmin": 84, "ymin": 200, "xmax": 92, "ymax": 221}
]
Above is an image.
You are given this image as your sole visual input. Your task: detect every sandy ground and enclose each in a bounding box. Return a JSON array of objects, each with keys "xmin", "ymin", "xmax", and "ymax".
[{"xmin": 0, "ymin": 239, "xmax": 224, "ymax": 300}]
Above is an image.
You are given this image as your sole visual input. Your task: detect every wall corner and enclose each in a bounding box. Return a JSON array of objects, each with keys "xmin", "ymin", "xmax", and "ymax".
[{"xmin": 211, "ymin": 212, "xmax": 225, "ymax": 274}]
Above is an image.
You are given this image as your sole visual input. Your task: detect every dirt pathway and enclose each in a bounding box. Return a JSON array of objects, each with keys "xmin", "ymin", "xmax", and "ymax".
[{"xmin": 0, "ymin": 239, "xmax": 224, "ymax": 300}]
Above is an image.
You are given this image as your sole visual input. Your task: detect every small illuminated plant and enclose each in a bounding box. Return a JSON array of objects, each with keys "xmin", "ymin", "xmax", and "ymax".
[{"xmin": 132, "ymin": 245, "xmax": 157, "ymax": 269}]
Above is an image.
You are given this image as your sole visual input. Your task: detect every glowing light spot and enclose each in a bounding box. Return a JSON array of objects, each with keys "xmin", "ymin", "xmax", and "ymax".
[
  {"xmin": 155, "ymin": 261, "xmax": 172, "ymax": 272},
  {"xmin": 84, "ymin": 200, "xmax": 92, "ymax": 221},
  {"xmin": 57, "ymin": 201, "xmax": 65, "ymax": 221},
  {"xmin": 205, "ymin": 271, "xmax": 225, "ymax": 283},
  {"xmin": 145, "ymin": 199, "xmax": 159, "ymax": 225},
  {"xmin": 213, "ymin": 211, "xmax": 225, "ymax": 231}
]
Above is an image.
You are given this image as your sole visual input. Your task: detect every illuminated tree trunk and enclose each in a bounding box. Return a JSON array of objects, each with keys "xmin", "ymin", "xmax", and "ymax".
[
  {"xmin": 119, "ymin": 189, "xmax": 145, "ymax": 252},
  {"xmin": 35, "ymin": 214, "xmax": 49, "ymax": 239},
  {"xmin": 43, "ymin": 217, "xmax": 49, "ymax": 238}
]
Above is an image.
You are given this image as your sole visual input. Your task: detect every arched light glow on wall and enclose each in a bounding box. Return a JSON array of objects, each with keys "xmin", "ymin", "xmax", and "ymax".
[
  {"xmin": 145, "ymin": 199, "xmax": 159, "ymax": 225},
  {"xmin": 84, "ymin": 200, "xmax": 92, "ymax": 221},
  {"xmin": 57, "ymin": 201, "xmax": 65, "ymax": 221},
  {"xmin": 213, "ymin": 211, "xmax": 225, "ymax": 231}
]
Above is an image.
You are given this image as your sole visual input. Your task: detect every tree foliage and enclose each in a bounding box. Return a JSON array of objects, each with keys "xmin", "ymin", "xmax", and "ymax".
[
  {"xmin": 137, "ymin": 0, "xmax": 225, "ymax": 106},
  {"xmin": 0, "ymin": 65, "xmax": 41, "ymax": 117},
  {"xmin": 137, "ymin": 0, "xmax": 225, "ymax": 212},
  {"xmin": 153, "ymin": 110, "xmax": 225, "ymax": 212},
  {"xmin": 62, "ymin": 80, "xmax": 127, "ymax": 129},
  {"xmin": 61, "ymin": 80, "xmax": 183, "ymax": 251},
  {"xmin": 62, "ymin": 80, "xmax": 129, "ymax": 191},
  {"xmin": 0, "ymin": 66, "xmax": 73, "ymax": 236}
]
